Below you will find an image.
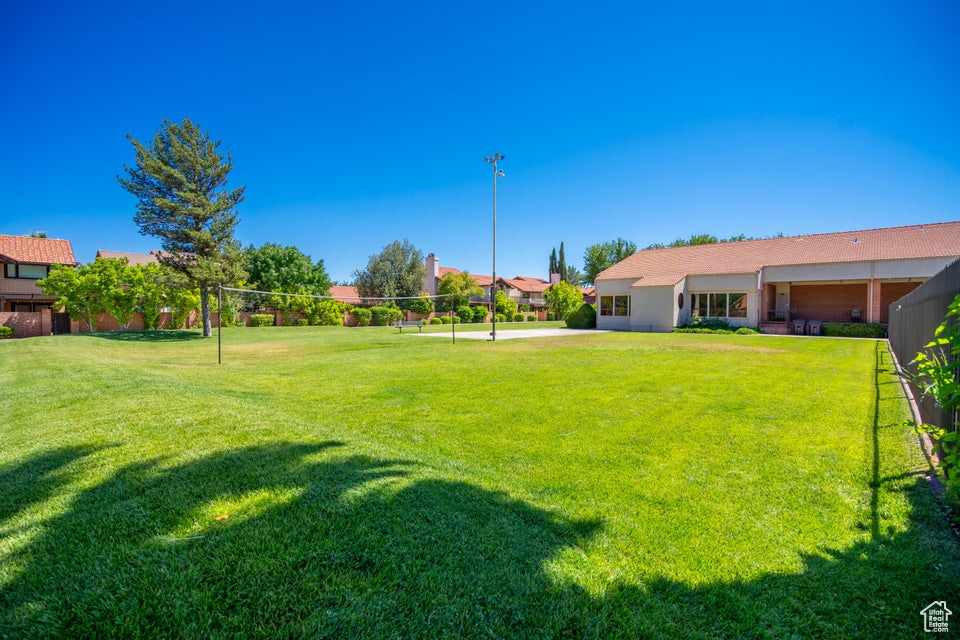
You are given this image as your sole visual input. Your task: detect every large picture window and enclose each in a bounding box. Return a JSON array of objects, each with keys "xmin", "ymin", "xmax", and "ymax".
[
  {"xmin": 599, "ymin": 295, "xmax": 630, "ymax": 317},
  {"xmin": 692, "ymin": 292, "xmax": 748, "ymax": 319},
  {"xmin": 4, "ymin": 263, "xmax": 49, "ymax": 279}
]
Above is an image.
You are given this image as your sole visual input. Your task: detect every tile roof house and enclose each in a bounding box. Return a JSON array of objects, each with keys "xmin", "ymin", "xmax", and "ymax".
[
  {"xmin": 96, "ymin": 249, "xmax": 162, "ymax": 266},
  {"xmin": 329, "ymin": 285, "xmax": 362, "ymax": 305},
  {"xmin": 423, "ymin": 254, "xmax": 561, "ymax": 307},
  {"xmin": 0, "ymin": 234, "xmax": 77, "ymax": 312},
  {"xmin": 595, "ymin": 221, "xmax": 960, "ymax": 332}
]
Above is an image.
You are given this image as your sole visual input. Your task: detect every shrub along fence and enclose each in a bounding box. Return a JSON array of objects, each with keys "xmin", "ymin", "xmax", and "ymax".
[{"xmin": 888, "ymin": 258, "xmax": 960, "ymax": 443}]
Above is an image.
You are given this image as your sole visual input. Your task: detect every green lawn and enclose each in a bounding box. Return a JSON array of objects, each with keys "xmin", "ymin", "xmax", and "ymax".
[{"xmin": 1, "ymin": 328, "xmax": 957, "ymax": 638}]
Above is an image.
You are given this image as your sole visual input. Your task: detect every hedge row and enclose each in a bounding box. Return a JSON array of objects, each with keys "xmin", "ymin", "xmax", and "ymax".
[{"xmin": 821, "ymin": 322, "xmax": 887, "ymax": 338}]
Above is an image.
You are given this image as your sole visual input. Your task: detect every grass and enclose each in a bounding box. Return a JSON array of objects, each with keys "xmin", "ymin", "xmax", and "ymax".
[{"xmin": 1, "ymin": 327, "xmax": 958, "ymax": 638}]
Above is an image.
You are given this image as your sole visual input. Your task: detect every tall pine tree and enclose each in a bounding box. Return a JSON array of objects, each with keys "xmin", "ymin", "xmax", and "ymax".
[
  {"xmin": 558, "ymin": 242, "xmax": 567, "ymax": 282},
  {"xmin": 549, "ymin": 247, "xmax": 558, "ymax": 277},
  {"xmin": 118, "ymin": 119, "xmax": 246, "ymax": 337}
]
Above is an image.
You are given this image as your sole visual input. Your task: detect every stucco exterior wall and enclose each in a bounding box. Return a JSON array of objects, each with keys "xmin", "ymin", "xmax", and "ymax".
[
  {"xmin": 595, "ymin": 278, "xmax": 634, "ymax": 330},
  {"xmin": 764, "ymin": 258, "xmax": 952, "ymax": 283},
  {"xmin": 630, "ymin": 286, "xmax": 676, "ymax": 332}
]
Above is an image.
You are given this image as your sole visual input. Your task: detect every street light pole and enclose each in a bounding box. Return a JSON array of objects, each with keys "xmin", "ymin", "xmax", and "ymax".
[{"xmin": 484, "ymin": 153, "xmax": 504, "ymax": 341}]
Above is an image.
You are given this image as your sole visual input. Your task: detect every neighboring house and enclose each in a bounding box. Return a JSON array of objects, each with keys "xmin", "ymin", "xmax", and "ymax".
[
  {"xmin": 423, "ymin": 253, "xmax": 557, "ymax": 307},
  {"xmin": 0, "ymin": 234, "xmax": 77, "ymax": 312},
  {"xmin": 595, "ymin": 221, "xmax": 960, "ymax": 332},
  {"xmin": 96, "ymin": 249, "xmax": 162, "ymax": 266},
  {"xmin": 329, "ymin": 285, "xmax": 362, "ymax": 305}
]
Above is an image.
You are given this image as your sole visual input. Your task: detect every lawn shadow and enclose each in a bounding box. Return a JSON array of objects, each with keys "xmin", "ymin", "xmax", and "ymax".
[
  {"xmin": 1, "ymin": 437, "xmax": 957, "ymax": 638},
  {"xmin": 86, "ymin": 330, "xmax": 206, "ymax": 342},
  {"xmin": 0, "ymin": 445, "xmax": 107, "ymax": 527}
]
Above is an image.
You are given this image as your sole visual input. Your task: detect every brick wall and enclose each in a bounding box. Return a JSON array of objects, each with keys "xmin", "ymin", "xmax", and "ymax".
[
  {"xmin": 0, "ymin": 309, "xmax": 52, "ymax": 338},
  {"xmin": 789, "ymin": 283, "xmax": 868, "ymax": 323},
  {"xmin": 879, "ymin": 282, "xmax": 921, "ymax": 324}
]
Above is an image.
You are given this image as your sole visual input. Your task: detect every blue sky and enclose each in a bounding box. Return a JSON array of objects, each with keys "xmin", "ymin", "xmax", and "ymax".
[{"xmin": 2, "ymin": 1, "xmax": 959, "ymax": 283}]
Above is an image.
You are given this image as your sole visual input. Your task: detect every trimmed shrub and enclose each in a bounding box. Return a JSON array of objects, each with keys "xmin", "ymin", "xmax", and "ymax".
[
  {"xmin": 735, "ymin": 327, "xmax": 759, "ymax": 335},
  {"xmin": 352, "ymin": 308, "xmax": 372, "ymax": 327},
  {"xmin": 0, "ymin": 326, "xmax": 13, "ymax": 339},
  {"xmin": 821, "ymin": 322, "xmax": 886, "ymax": 338},
  {"xmin": 547, "ymin": 312, "xmax": 556, "ymax": 321},
  {"xmin": 451, "ymin": 316, "xmax": 460, "ymax": 324},
  {"xmin": 456, "ymin": 305, "xmax": 473, "ymax": 323},
  {"xmin": 407, "ymin": 294, "xmax": 435, "ymax": 315},
  {"xmin": 370, "ymin": 306, "xmax": 402, "ymax": 326},
  {"xmin": 471, "ymin": 306, "xmax": 488, "ymax": 323},
  {"xmin": 526, "ymin": 314, "xmax": 537, "ymax": 322},
  {"xmin": 440, "ymin": 316, "xmax": 452, "ymax": 324},
  {"xmin": 495, "ymin": 313, "xmax": 507, "ymax": 323},
  {"xmin": 249, "ymin": 314, "xmax": 275, "ymax": 327},
  {"xmin": 564, "ymin": 302, "xmax": 596, "ymax": 329},
  {"xmin": 512, "ymin": 313, "xmax": 524, "ymax": 323},
  {"xmin": 295, "ymin": 318, "xmax": 309, "ymax": 327},
  {"xmin": 429, "ymin": 317, "xmax": 443, "ymax": 325}
]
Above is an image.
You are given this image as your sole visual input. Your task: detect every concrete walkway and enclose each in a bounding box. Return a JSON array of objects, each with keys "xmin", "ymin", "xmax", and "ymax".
[{"xmin": 414, "ymin": 328, "xmax": 609, "ymax": 340}]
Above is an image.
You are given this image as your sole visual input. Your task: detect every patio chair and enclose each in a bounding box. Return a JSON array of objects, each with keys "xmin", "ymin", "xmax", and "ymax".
[
  {"xmin": 792, "ymin": 319, "xmax": 806, "ymax": 335},
  {"xmin": 807, "ymin": 320, "xmax": 822, "ymax": 336}
]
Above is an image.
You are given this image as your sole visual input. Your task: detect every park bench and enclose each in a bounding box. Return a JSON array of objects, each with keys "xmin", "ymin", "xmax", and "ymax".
[{"xmin": 395, "ymin": 320, "xmax": 424, "ymax": 333}]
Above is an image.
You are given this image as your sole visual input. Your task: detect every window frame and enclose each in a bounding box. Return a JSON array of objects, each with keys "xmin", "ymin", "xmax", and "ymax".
[{"xmin": 691, "ymin": 291, "xmax": 749, "ymax": 320}]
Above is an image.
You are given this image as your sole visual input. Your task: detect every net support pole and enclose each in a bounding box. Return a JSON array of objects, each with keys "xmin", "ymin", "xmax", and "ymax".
[
  {"xmin": 217, "ymin": 284, "xmax": 222, "ymax": 365},
  {"xmin": 451, "ymin": 306, "xmax": 455, "ymax": 344}
]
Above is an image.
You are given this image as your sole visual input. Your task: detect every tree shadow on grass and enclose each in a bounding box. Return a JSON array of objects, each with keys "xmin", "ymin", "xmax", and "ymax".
[
  {"xmin": 1, "ymin": 438, "xmax": 957, "ymax": 637},
  {"xmin": 0, "ymin": 445, "xmax": 106, "ymax": 527},
  {"xmin": 86, "ymin": 330, "xmax": 206, "ymax": 342}
]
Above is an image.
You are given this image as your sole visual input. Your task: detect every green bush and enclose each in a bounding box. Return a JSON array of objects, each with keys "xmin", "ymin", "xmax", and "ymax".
[
  {"xmin": 0, "ymin": 326, "xmax": 13, "ymax": 339},
  {"xmin": 407, "ymin": 294, "xmax": 435, "ymax": 315},
  {"xmin": 495, "ymin": 313, "xmax": 506, "ymax": 323},
  {"xmin": 452, "ymin": 316, "xmax": 460, "ymax": 324},
  {"xmin": 249, "ymin": 314, "xmax": 275, "ymax": 327},
  {"xmin": 352, "ymin": 308, "xmax": 372, "ymax": 327},
  {"xmin": 440, "ymin": 316, "xmax": 452, "ymax": 324},
  {"xmin": 295, "ymin": 318, "xmax": 309, "ymax": 327},
  {"xmin": 519, "ymin": 304, "xmax": 531, "ymax": 312},
  {"xmin": 457, "ymin": 305, "xmax": 473, "ymax": 323},
  {"xmin": 821, "ymin": 322, "xmax": 886, "ymax": 338},
  {"xmin": 564, "ymin": 302, "xmax": 597, "ymax": 329},
  {"xmin": 547, "ymin": 312, "xmax": 556, "ymax": 321},
  {"xmin": 429, "ymin": 317, "xmax": 443, "ymax": 325},
  {"xmin": 526, "ymin": 314, "xmax": 537, "ymax": 322},
  {"xmin": 735, "ymin": 327, "xmax": 759, "ymax": 335},
  {"xmin": 370, "ymin": 306, "xmax": 402, "ymax": 326},
  {"xmin": 471, "ymin": 306, "xmax": 488, "ymax": 323},
  {"xmin": 512, "ymin": 313, "xmax": 524, "ymax": 323}
]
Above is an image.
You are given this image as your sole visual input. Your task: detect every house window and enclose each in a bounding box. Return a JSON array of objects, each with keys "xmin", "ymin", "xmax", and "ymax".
[
  {"xmin": 599, "ymin": 295, "xmax": 630, "ymax": 317},
  {"xmin": 692, "ymin": 292, "xmax": 748, "ymax": 319},
  {"xmin": 4, "ymin": 264, "xmax": 49, "ymax": 279}
]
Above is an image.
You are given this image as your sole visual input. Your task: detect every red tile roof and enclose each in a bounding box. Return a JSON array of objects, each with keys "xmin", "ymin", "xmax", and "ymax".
[
  {"xmin": 501, "ymin": 276, "xmax": 552, "ymax": 293},
  {"xmin": 329, "ymin": 285, "xmax": 361, "ymax": 304},
  {"xmin": 597, "ymin": 221, "xmax": 960, "ymax": 286},
  {"xmin": 0, "ymin": 234, "xmax": 76, "ymax": 266},
  {"xmin": 96, "ymin": 249, "xmax": 161, "ymax": 266},
  {"xmin": 436, "ymin": 266, "xmax": 494, "ymax": 286}
]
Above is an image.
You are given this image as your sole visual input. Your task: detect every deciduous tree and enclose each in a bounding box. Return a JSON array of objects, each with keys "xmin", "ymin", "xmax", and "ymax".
[
  {"xmin": 544, "ymin": 280, "xmax": 584, "ymax": 320},
  {"xmin": 353, "ymin": 239, "xmax": 425, "ymax": 306},
  {"xmin": 437, "ymin": 271, "xmax": 483, "ymax": 309},
  {"xmin": 582, "ymin": 237, "xmax": 637, "ymax": 284}
]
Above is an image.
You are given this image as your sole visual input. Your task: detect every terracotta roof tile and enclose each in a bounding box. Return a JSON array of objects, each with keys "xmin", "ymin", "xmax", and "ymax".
[
  {"xmin": 329, "ymin": 285, "xmax": 361, "ymax": 304},
  {"xmin": 597, "ymin": 221, "xmax": 960, "ymax": 285},
  {"xmin": 0, "ymin": 235, "xmax": 76, "ymax": 266},
  {"xmin": 96, "ymin": 249, "xmax": 161, "ymax": 266}
]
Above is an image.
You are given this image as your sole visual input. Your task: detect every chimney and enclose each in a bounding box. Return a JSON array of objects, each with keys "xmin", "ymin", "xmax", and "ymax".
[
  {"xmin": 424, "ymin": 253, "xmax": 440, "ymax": 295},
  {"xmin": 549, "ymin": 273, "xmax": 560, "ymax": 285}
]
